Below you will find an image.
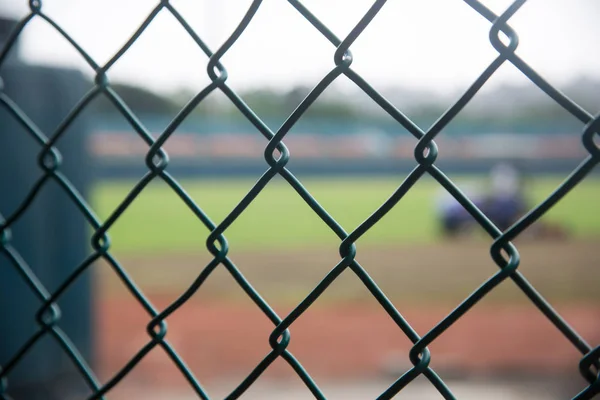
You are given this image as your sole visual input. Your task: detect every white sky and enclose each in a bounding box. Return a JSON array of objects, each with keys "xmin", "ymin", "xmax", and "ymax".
[{"xmin": 1, "ymin": 0, "xmax": 599, "ymax": 95}]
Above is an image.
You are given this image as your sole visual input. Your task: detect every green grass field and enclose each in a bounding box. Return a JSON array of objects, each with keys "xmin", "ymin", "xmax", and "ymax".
[{"xmin": 92, "ymin": 175, "xmax": 600, "ymax": 255}]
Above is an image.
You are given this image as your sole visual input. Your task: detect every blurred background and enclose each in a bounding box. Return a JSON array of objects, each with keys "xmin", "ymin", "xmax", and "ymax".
[{"xmin": 0, "ymin": 0, "xmax": 599, "ymax": 399}]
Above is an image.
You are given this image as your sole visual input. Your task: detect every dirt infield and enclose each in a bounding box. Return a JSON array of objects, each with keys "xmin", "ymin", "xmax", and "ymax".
[
  {"xmin": 94, "ymin": 239, "xmax": 599, "ymax": 398},
  {"xmin": 96, "ymin": 299, "xmax": 599, "ymax": 398},
  {"xmin": 100, "ymin": 239, "xmax": 599, "ymax": 304}
]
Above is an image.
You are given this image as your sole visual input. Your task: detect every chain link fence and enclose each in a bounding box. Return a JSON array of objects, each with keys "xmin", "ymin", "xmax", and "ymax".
[{"xmin": 0, "ymin": 0, "xmax": 599, "ymax": 399}]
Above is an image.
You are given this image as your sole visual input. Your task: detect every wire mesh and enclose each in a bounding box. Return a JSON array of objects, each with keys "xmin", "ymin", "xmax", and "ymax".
[{"xmin": 0, "ymin": 0, "xmax": 599, "ymax": 399}]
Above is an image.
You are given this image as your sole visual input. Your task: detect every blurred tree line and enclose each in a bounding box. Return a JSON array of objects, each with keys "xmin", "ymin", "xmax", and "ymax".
[
  {"xmin": 91, "ymin": 77, "xmax": 600, "ymax": 132},
  {"xmin": 92, "ymin": 84, "xmax": 356, "ymax": 122}
]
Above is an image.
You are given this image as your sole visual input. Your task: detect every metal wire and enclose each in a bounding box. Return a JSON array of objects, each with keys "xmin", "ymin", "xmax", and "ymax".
[{"xmin": 0, "ymin": 0, "xmax": 598, "ymax": 399}]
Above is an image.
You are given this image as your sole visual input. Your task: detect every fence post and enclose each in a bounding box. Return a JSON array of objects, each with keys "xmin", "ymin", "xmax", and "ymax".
[{"xmin": 0, "ymin": 16, "xmax": 94, "ymax": 400}]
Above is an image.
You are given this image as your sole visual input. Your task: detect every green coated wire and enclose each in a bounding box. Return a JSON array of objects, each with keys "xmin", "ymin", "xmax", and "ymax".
[{"xmin": 0, "ymin": 0, "xmax": 598, "ymax": 399}]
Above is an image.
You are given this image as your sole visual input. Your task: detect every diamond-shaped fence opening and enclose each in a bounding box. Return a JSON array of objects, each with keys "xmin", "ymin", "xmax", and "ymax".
[{"xmin": 0, "ymin": 1, "xmax": 599, "ymax": 399}]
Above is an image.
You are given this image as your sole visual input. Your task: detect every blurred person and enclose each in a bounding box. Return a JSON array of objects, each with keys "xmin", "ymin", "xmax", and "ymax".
[
  {"xmin": 436, "ymin": 163, "xmax": 528, "ymax": 238},
  {"xmin": 436, "ymin": 182, "xmax": 483, "ymax": 237},
  {"xmin": 482, "ymin": 162, "xmax": 528, "ymax": 231}
]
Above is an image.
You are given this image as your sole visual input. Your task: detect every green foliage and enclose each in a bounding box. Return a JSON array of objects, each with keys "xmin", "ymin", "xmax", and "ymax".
[
  {"xmin": 91, "ymin": 78, "xmax": 600, "ymax": 133},
  {"xmin": 91, "ymin": 83, "xmax": 181, "ymax": 115}
]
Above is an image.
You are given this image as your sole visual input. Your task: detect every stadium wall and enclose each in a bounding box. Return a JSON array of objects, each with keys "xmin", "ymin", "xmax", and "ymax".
[{"xmin": 89, "ymin": 115, "xmax": 593, "ymax": 179}]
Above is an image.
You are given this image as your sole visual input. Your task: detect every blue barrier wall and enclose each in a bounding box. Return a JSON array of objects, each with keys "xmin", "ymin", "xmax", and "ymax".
[{"xmin": 0, "ymin": 62, "xmax": 94, "ymax": 399}]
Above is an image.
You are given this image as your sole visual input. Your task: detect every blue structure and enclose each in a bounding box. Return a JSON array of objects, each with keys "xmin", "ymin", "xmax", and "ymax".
[{"xmin": 0, "ymin": 17, "xmax": 94, "ymax": 400}]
